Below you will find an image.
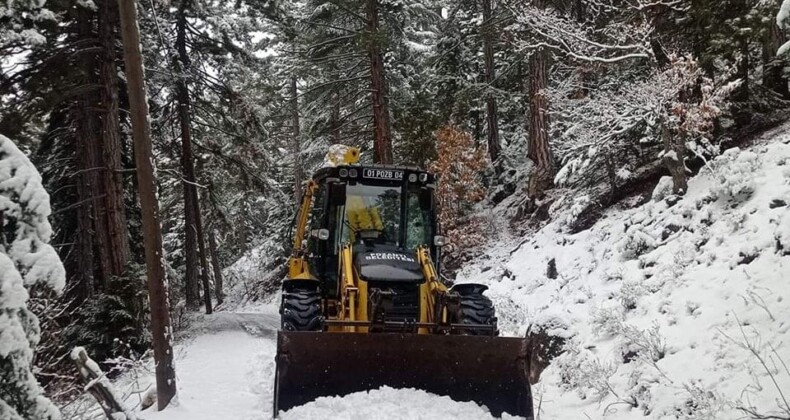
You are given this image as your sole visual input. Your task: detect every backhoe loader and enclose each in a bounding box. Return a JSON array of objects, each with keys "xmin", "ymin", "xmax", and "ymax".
[{"xmin": 274, "ymin": 146, "xmax": 533, "ymax": 418}]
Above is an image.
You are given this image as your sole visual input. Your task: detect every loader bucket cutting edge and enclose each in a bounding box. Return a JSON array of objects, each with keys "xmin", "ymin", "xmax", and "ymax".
[{"xmin": 273, "ymin": 331, "xmax": 534, "ymax": 419}]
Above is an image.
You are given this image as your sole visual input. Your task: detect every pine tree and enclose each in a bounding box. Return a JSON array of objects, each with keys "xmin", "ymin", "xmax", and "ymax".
[{"xmin": 0, "ymin": 134, "xmax": 64, "ymax": 420}]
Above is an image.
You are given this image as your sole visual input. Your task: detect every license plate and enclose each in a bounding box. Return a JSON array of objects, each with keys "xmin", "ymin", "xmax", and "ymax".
[{"xmin": 363, "ymin": 168, "xmax": 404, "ymax": 180}]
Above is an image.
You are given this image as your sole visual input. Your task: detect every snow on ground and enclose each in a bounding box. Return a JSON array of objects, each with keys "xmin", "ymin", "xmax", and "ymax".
[
  {"xmin": 458, "ymin": 125, "xmax": 790, "ymax": 419},
  {"xmin": 143, "ymin": 330, "xmax": 276, "ymax": 420},
  {"xmin": 280, "ymin": 387, "xmax": 519, "ymax": 420},
  {"xmin": 137, "ymin": 304, "xmax": 519, "ymax": 419}
]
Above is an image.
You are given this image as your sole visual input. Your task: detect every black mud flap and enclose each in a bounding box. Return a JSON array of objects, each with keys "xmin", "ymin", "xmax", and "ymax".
[{"xmin": 273, "ymin": 331, "xmax": 533, "ymax": 419}]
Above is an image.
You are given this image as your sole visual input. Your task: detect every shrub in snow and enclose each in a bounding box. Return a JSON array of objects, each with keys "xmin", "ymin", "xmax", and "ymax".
[
  {"xmin": 708, "ymin": 148, "xmax": 761, "ymax": 201},
  {"xmin": 591, "ymin": 306, "xmax": 625, "ymax": 338},
  {"xmin": 556, "ymin": 346, "xmax": 617, "ymax": 401},
  {"xmin": 563, "ymin": 194, "xmax": 591, "ymax": 228},
  {"xmin": 618, "ymin": 280, "xmax": 646, "ymax": 311},
  {"xmin": 618, "ymin": 223, "xmax": 658, "ymax": 260},
  {"xmin": 0, "ymin": 135, "xmax": 64, "ymax": 420},
  {"xmin": 676, "ymin": 380, "xmax": 725, "ymax": 419},
  {"xmin": 625, "ymin": 370, "xmax": 653, "ymax": 415},
  {"xmin": 620, "ymin": 323, "xmax": 667, "ymax": 363},
  {"xmin": 775, "ymin": 212, "xmax": 790, "ymax": 255}
]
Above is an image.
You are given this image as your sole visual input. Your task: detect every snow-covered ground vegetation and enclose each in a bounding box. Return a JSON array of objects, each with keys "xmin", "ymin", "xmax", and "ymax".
[{"xmin": 457, "ymin": 125, "xmax": 790, "ymax": 419}]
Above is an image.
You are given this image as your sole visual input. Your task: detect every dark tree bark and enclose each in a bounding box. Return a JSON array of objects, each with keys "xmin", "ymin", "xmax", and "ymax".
[
  {"xmin": 525, "ymin": 0, "xmax": 555, "ymax": 200},
  {"xmin": 208, "ymin": 228, "xmax": 223, "ymax": 305},
  {"xmin": 117, "ymin": 0, "xmax": 176, "ymax": 409},
  {"xmin": 763, "ymin": 23, "xmax": 789, "ymax": 98},
  {"xmin": 661, "ymin": 120, "xmax": 687, "ymax": 195},
  {"xmin": 195, "ymin": 191, "xmax": 212, "ymax": 315},
  {"xmin": 736, "ymin": 37, "xmax": 750, "ymax": 102},
  {"xmin": 331, "ymin": 91, "xmax": 341, "ymax": 144},
  {"xmin": 74, "ymin": 6, "xmax": 99, "ymax": 298},
  {"xmin": 366, "ymin": 0, "xmax": 393, "ymax": 164},
  {"xmin": 175, "ymin": 0, "xmax": 201, "ymax": 308},
  {"xmin": 98, "ymin": 0, "xmax": 129, "ymax": 276},
  {"xmin": 481, "ymin": 0, "xmax": 501, "ymax": 164},
  {"xmin": 527, "ymin": 45, "xmax": 556, "ymax": 199},
  {"xmin": 73, "ymin": 106, "xmax": 97, "ymax": 300},
  {"xmin": 290, "ymin": 76, "xmax": 303, "ymax": 201}
]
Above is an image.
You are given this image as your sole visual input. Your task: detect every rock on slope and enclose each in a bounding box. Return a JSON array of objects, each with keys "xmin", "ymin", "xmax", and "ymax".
[{"xmin": 458, "ymin": 126, "xmax": 790, "ymax": 419}]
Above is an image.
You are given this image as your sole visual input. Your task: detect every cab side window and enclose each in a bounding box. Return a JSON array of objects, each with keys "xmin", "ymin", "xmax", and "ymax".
[{"xmin": 307, "ymin": 183, "xmax": 327, "ymax": 256}]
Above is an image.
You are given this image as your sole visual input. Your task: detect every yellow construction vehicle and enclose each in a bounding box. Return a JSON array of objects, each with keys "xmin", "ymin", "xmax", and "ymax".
[{"xmin": 273, "ymin": 146, "xmax": 533, "ymax": 418}]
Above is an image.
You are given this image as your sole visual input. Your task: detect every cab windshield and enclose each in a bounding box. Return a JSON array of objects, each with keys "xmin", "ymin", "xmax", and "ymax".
[{"xmin": 337, "ymin": 183, "xmax": 432, "ymax": 249}]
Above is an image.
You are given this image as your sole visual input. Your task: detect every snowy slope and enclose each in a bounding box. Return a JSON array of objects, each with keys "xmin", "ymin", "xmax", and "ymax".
[{"xmin": 457, "ymin": 125, "xmax": 790, "ymax": 419}]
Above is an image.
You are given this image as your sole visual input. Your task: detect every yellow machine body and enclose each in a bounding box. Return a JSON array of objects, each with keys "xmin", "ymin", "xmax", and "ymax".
[{"xmin": 274, "ymin": 147, "xmax": 533, "ymax": 418}]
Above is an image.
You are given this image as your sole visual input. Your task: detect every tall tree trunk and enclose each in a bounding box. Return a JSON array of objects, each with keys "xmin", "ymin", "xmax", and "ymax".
[
  {"xmin": 736, "ymin": 37, "xmax": 750, "ymax": 102},
  {"xmin": 117, "ymin": 0, "xmax": 176, "ymax": 409},
  {"xmin": 661, "ymin": 120, "xmax": 687, "ymax": 195},
  {"xmin": 527, "ymin": 42, "xmax": 555, "ymax": 199},
  {"xmin": 290, "ymin": 76, "xmax": 303, "ymax": 201},
  {"xmin": 98, "ymin": 0, "xmax": 129, "ymax": 276},
  {"xmin": 763, "ymin": 22, "xmax": 789, "ymax": 98},
  {"xmin": 194, "ymin": 190, "xmax": 212, "ymax": 315},
  {"xmin": 176, "ymin": 0, "xmax": 201, "ymax": 308},
  {"xmin": 331, "ymin": 92, "xmax": 341, "ymax": 144},
  {"xmin": 208, "ymin": 228, "xmax": 223, "ymax": 305},
  {"xmin": 366, "ymin": 0, "xmax": 393, "ymax": 164},
  {"xmin": 481, "ymin": 0, "xmax": 500, "ymax": 165},
  {"xmin": 75, "ymin": 6, "xmax": 100, "ymax": 297}
]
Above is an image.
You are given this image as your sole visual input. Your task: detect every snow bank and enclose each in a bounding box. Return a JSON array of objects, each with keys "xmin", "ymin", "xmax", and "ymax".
[
  {"xmin": 280, "ymin": 386, "xmax": 519, "ymax": 420},
  {"xmin": 458, "ymin": 128, "xmax": 790, "ymax": 419}
]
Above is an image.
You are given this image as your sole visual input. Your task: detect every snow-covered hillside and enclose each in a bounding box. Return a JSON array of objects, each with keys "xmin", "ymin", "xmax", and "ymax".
[{"xmin": 457, "ymin": 125, "xmax": 790, "ymax": 419}]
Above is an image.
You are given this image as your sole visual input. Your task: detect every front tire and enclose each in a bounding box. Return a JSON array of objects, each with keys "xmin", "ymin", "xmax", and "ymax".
[
  {"xmin": 281, "ymin": 285, "xmax": 322, "ymax": 331},
  {"xmin": 454, "ymin": 284, "xmax": 497, "ymax": 336}
]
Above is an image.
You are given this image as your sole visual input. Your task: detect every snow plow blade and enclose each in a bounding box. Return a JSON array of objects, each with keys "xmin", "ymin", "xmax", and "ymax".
[{"xmin": 273, "ymin": 331, "xmax": 533, "ymax": 418}]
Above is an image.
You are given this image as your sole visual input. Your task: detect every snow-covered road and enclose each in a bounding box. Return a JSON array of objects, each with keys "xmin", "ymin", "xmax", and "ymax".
[
  {"xmin": 143, "ymin": 309, "xmax": 279, "ymax": 420},
  {"xmin": 140, "ymin": 306, "xmax": 515, "ymax": 420}
]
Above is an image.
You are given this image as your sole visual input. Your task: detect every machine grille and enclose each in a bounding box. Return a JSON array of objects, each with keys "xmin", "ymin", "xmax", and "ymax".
[{"xmin": 368, "ymin": 283, "xmax": 420, "ymax": 331}]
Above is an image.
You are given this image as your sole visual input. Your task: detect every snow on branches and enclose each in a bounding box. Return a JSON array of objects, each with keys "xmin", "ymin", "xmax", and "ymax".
[
  {"xmin": 778, "ymin": 0, "xmax": 790, "ymax": 55},
  {"xmin": 0, "ymin": 0, "xmax": 56, "ymax": 50},
  {"xmin": 552, "ymin": 55, "xmax": 738, "ymax": 195},
  {"xmin": 0, "ymin": 134, "xmax": 65, "ymax": 291},
  {"xmin": 0, "ymin": 135, "xmax": 63, "ymax": 420},
  {"xmin": 505, "ymin": 0, "xmax": 651, "ymax": 63}
]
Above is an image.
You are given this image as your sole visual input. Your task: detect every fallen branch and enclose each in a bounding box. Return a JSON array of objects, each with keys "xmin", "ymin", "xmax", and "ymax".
[{"xmin": 71, "ymin": 347, "xmax": 138, "ymax": 420}]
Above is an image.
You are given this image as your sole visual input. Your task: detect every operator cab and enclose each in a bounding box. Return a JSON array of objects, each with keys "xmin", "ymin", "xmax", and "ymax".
[{"xmin": 305, "ymin": 165, "xmax": 440, "ymax": 297}]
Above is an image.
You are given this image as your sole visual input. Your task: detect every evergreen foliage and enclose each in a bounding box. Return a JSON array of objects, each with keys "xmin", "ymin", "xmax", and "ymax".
[{"xmin": 0, "ymin": 134, "xmax": 63, "ymax": 420}]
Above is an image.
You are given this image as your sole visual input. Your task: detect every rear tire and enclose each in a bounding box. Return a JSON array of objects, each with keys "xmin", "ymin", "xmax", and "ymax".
[
  {"xmin": 281, "ymin": 287, "xmax": 323, "ymax": 331},
  {"xmin": 458, "ymin": 290, "xmax": 497, "ymax": 336}
]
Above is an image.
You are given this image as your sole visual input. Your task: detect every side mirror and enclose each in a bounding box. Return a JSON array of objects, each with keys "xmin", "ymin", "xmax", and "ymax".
[{"xmin": 434, "ymin": 235, "xmax": 447, "ymax": 247}]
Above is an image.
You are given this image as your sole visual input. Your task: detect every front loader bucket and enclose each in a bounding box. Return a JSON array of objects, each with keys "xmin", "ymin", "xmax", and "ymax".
[{"xmin": 273, "ymin": 331, "xmax": 533, "ymax": 419}]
